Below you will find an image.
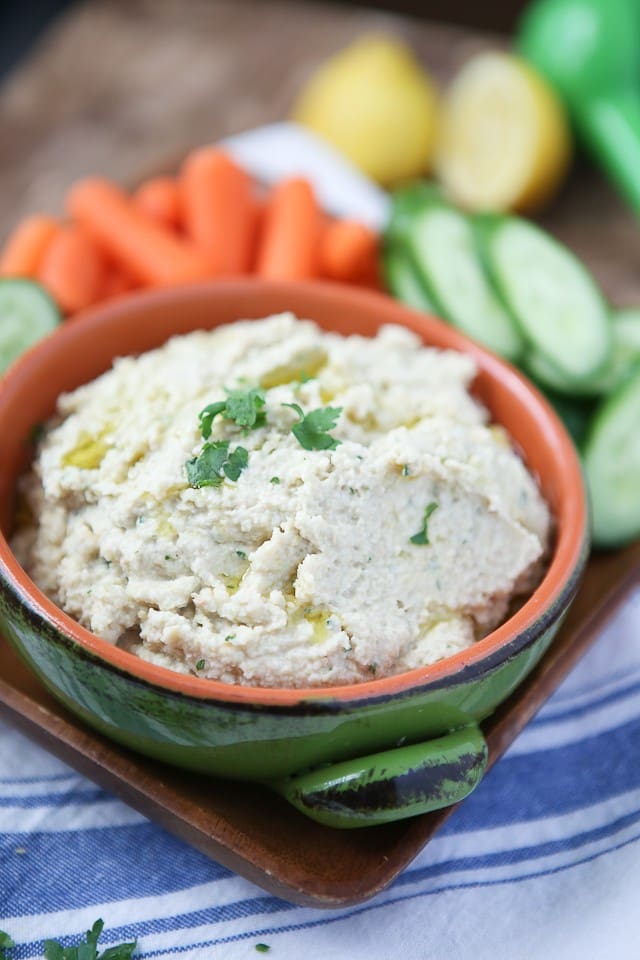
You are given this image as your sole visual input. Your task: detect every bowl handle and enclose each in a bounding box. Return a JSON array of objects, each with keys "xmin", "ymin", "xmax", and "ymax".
[{"xmin": 270, "ymin": 724, "xmax": 488, "ymax": 828}]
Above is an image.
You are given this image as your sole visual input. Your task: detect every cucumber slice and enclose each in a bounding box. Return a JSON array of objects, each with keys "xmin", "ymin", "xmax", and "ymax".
[
  {"xmin": 406, "ymin": 205, "xmax": 524, "ymax": 360},
  {"xmin": 584, "ymin": 366, "xmax": 640, "ymax": 547},
  {"xmin": 382, "ymin": 245, "xmax": 436, "ymax": 313},
  {"xmin": 528, "ymin": 309, "xmax": 640, "ymax": 397},
  {"xmin": 526, "ymin": 348, "xmax": 605, "ymax": 397},
  {"xmin": 0, "ymin": 280, "xmax": 61, "ymax": 376},
  {"xmin": 386, "ymin": 182, "xmax": 445, "ymax": 242},
  {"xmin": 478, "ymin": 216, "xmax": 611, "ymax": 381},
  {"xmin": 587, "ymin": 308, "xmax": 640, "ymax": 396}
]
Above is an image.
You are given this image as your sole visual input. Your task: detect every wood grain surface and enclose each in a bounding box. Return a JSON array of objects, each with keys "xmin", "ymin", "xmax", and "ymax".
[{"xmin": 1, "ymin": 0, "xmax": 639, "ymax": 307}]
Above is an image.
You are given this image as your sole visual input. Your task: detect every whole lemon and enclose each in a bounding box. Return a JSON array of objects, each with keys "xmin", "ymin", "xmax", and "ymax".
[{"xmin": 292, "ymin": 35, "xmax": 440, "ymax": 185}]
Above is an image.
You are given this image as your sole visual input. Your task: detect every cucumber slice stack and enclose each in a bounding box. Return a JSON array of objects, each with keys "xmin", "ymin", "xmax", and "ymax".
[
  {"xmin": 383, "ymin": 185, "xmax": 640, "ymax": 548},
  {"xmin": 385, "ymin": 188, "xmax": 523, "ymax": 360}
]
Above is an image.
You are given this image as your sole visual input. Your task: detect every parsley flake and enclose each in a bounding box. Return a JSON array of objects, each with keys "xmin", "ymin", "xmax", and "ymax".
[
  {"xmin": 199, "ymin": 387, "xmax": 266, "ymax": 438},
  {"xmin": 196, "ymin": 659, "xmax": 206, "ymax": 670},
  {"xmin": 185, "ymin": 441, "xmax": 248, "ymax": 488},
  {"xmin": 255, "ymin": 946, "xmax": 271, "ymax": 954},
  {"xmin": 410, "ymin": 502, "xmax": 439, "ymax": 545},
  {"xmin": 270, "ymin": 476, "xmax": 280, "ymax": 485},
  {"xmin": 283, "ymin": 402, "xmax": 343, "ymax": 451}
]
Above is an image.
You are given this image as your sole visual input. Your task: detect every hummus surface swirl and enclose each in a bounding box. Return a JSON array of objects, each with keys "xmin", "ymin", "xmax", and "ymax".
[{"xmin": 12, "ymin": 314, "xmax": 550, "ymax": 687}]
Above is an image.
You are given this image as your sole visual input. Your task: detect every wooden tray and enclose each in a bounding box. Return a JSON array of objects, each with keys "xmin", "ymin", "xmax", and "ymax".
[
  {"xmin": 3, "ymin": 0, "xmax": 640, "ymax": 911},
  {"xmin": 1, "ymin": 542, "xmax": 638, "ymax": 907}
]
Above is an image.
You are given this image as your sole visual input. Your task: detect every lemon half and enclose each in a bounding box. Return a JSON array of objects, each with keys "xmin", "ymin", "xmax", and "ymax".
[{"xmin": 435, "ymin": 51, "xmax": 572, "ymax": 213}]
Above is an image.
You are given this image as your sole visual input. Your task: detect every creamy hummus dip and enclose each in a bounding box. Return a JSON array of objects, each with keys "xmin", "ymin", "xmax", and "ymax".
[{"xmin": 13, "ymin": 314, "xmax": 550, "ymax": 688}]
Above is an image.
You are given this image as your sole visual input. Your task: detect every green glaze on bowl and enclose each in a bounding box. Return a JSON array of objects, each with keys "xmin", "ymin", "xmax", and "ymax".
[{"xmin": 0, "ymin": 280, "xmax": 590, "ymax": 827}]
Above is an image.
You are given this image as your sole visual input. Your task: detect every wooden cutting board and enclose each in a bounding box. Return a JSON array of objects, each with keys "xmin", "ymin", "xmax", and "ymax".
[
  {"xmin": 1, "ymin": 0, "xmax": 639, "ymax": 908},
  {"xmin": 1, "ymin": 0, "xmax": 640, "ymax": 311}
]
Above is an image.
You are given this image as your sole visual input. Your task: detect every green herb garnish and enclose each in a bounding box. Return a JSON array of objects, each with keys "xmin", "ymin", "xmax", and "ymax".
[
  {"xmin": 225, "ymin": 634, "xmax": 236, "ymax": 642},
  {"xmin": 0, "ymin": 932, "xmax": 15, "ymax": 960},
  {"xmin": 43, "ymin": 920, "xmax": 136, "ymax": 960},
  {"xmin": 236, "ymin": 549, "xmax": 247, "ymax": 559},
  {"xmin": 1, "ymin": 922, "xmax": 135, "ymax": 960},
  {"xmin": 185, "ymin": 441, "xmax": 248, "ymax": 488},
  {"xmin": 410, "ymin": 502, "xmax": 439, "ymax": 545},
  {"xmin": 269, "ymin": 476, "xmax": 280, "ymax": 485},
  {"xmin": 195, "ymin": 659, "xmax": 206, "ymax": 670},
  {"xmin": 199, "ymin": 387, "xmax": 266, "ymax": 438},
  {"xmin": 255, "ymin": 946, "xmax": 271, "ymax": 954},
  {"xmin": 283, "ymin": 403, "xmax": 343, "ymax": 451},
  {"xmin": 402, "ymin": 464, "xmax": 410, "ymax": 477},
  {"xmin": 198, "ymin": 401, "xmax": 226, "ymax": 438}
]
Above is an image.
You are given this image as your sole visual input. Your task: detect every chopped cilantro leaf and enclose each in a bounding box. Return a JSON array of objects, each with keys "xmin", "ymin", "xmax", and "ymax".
[
  {"xmin": 223, "ymin": 444, "xmax": 249, "ymax": 481},
  {"xmin": 402, "ymin": 464, "xmax": 410, "ymax": 477},
  {"xmin": 185, "ymin": 441, "xmax": 229, "ymax": 487},
  {"xmin": 410, "ymin": 502, "xmax": 439, "ymax": 545},
  {"xmin": 198, "ymin": 401, "xmax": 227, "ymax": 439},
  {"xmin": 225, "ymin": 634, "xmax": 235, "ymax": 642},
  {"xmin": 270, "ymin": 476, "xmax": 280, "ymax": 484},
  {"xmin": 198, "ymin": 387, "xmax": 265, "ymax": 438},
  {"xmin": 255, "ymin": 946, "xmax": 271, "ymax": 954},
  {"xmin": 283, "ymin": 402, "xmax": 343, "ymax": 451},
  {"xmin": 196, "ymin": 659, "xmax": 206, "ymax": 670},
  {"xmin": 42, "ymin": 943, "xmax": 62, "ymax": 960},
  {"xmin": 236, "ymin": 549, "xmax": 247, "ymax": 559},
  {"xmin": 224, "ymin": 387, "xmax": 266, "ymax": 429},
  {"xmin": 40, "ymin": 919, "xmax": 136, "ymax": 960},
  {"xmin": 0, "ymin": 932, "xmax": 15, "ymax": 960},
  {"xmin": 185, "ymin": 442, "xmax": 248, "ymax": 489}
]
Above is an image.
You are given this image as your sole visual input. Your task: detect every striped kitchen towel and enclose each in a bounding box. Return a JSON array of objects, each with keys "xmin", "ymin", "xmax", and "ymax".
[{"xmin": 1, "ymin": 586, "xmax": 638, "ymax": 960}]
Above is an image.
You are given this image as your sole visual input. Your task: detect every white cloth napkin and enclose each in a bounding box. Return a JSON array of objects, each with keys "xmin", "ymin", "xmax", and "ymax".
[
  {"xmin": 1, "ymin": 124, "xmax": 638, "ymax": 957},
  {"xmin": 1, "ymin": 588, "xmax": 638, "ymax": 958}
]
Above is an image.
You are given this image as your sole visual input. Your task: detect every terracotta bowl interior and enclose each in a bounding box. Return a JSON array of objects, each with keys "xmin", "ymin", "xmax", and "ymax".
[{"xmin": 0, "ymin": 280, "xmax": 587, "ymax": 704}]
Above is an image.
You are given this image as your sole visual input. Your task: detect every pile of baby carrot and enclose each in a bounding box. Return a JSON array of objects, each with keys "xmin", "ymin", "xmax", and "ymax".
[{"xmin": 0, "ymin": 147, "xmax": 380, "ymax": 315}]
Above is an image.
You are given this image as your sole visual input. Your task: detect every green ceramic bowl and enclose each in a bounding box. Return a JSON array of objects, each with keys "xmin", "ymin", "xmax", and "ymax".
[{"xmin": 0, "ymin": 281, "xmax": 589, "ymax": 828}]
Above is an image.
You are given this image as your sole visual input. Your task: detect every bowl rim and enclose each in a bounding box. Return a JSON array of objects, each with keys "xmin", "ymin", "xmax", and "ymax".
[{"xmin": 0, "ymin": 279, "xmax": 589, "ymax": 705}]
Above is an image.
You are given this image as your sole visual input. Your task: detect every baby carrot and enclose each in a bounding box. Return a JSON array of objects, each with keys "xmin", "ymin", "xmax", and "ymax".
[
  {"xmin": 134, "ymin": 177, "xmax": 182, "ymax": 230},
  {"xmin": 180, "ymin": 148, "xmax": 256, "ymax": 275},
  {"xmin": 101, "ymin": 264, "xmax": 138, "ymax": 300},
  {"xmin": 67, "ymin": 178, "xmax": 211, "ymax": 287},
  {"xmin": 319, "ymin": 220, "xmax": 380, "ymax": 284},
  {"xmin": 38, "ymin": 226, "xmax": 108, "ymax": 314},
  {"xmin": 256, "ymin": 178, "xmax": 322, "ymax": 280},
  {"xmin": 0, "ymin": 216, "xmax": 59, "ymax": 277}
]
